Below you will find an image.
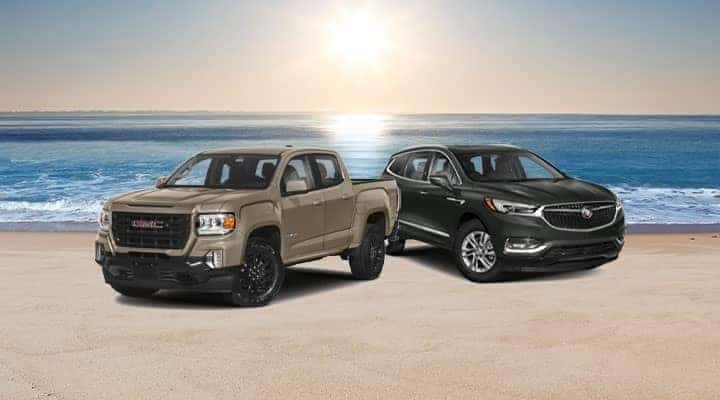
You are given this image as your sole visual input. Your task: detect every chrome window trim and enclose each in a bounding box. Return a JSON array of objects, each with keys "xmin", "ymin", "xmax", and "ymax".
[
  {"xmin": 385, "ymin": 149, "xmax": 463, "ymax": 186},
  {"xmin": 398, "ymin": 219, "xmax": 450, "ymax": 238}
]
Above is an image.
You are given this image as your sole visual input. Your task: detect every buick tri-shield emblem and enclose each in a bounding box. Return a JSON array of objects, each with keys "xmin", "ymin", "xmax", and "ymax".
[
  {"xmin": 131, "ymin": 219, "xmax": 165, "ymax": 229},
  {"xmin": 580, "ymin": 207, "xmax": 593, "ymax": 220}
]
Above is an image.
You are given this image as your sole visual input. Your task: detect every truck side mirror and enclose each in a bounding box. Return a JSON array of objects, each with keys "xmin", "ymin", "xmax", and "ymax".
[
  {"xmin": 429, "ymin": 175, "xmax": 454, "ymax": 192},
  {"xmin": 155, "ymin": 176, "xmax": 167, "ymax": 188},
  {"xmin": 284, "ymin": 178, "xmax": 308, "ymax": 195}
]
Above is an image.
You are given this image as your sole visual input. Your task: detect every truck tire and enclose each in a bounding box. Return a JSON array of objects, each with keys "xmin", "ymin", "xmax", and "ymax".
[
  {"xmin": 226, "ymin": 237, "xmax": 285, "ymax": 307},
  {"xmin": 385, "ymin": 238, "xmax": 405, "ymax": 255},
  {"xmin": 452, "ymin": 219, "xmax": 505, "ymax": 282},
  {"xmin": 349, "ymin": 222, "xmax": 385, "ymax": 280},
  {"xmin": 111, "ymin": 284, "xmax": 158, "ymax": 298}
]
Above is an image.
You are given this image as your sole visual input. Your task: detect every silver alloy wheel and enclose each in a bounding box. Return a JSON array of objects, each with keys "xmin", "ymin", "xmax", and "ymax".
[{"xmin": 460, "ymin": 230, "xmax": 497, "ymax": 273}]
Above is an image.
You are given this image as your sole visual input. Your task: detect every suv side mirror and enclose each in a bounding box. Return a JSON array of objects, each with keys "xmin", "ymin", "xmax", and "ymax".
[
  {"xmin": 155, "ymin": 176, "xmax": 168, "ymax": 188},
  {"xmin": 429, "ymin": 175, "xmax": 454, "ymax": 192},
  {"xmin": 284, "ymin": 178, "xmax": 308, "ymax": 195}
]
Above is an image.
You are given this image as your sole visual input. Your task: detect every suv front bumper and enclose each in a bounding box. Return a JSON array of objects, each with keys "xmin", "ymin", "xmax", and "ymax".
[
  {"xmin": 95, "ymin": 242, "xmax": 237, "ymax": 292},
  {"xmin": 500, "ymin": 237, "xmax": 623, "ymax": 272}
]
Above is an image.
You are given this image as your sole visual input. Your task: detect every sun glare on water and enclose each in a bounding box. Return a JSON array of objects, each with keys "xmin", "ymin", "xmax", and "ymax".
[
  {"xmin": 328, "ymin": 10, "xmax": 391, "ymax": 68},
  {"xmin": 328, "ymin": 114, "xmax": 388, "ymax": 140}
]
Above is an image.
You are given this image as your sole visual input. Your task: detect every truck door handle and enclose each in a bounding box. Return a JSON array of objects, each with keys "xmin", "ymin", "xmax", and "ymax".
[
  {"xmin": 341, "ymin": 194, "xmax": 350, "ymax": 200},
  {"xmin": 419, "ymin": 191, "xmax": 428, "ymax": 195},
  {"xmin": 313, "ymin": 200, "xmax": 323, "ymax": 206}
]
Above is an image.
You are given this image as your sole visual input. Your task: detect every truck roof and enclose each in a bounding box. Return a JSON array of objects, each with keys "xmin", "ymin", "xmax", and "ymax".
[
  {"xmin": 393, "ymin": 143, "xmax": 522, "ymax": 156},
  {"xmin": 200, "ymin": 147, "xmax": 336, "ymax": 156}
]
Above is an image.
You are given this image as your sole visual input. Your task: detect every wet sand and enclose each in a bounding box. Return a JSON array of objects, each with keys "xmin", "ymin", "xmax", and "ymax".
[{"xmin": 1, "ymin": 232, "xmax": 719, "ymax": 399}]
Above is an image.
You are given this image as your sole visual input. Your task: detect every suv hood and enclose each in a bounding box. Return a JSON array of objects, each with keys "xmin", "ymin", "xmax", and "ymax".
[
  {"xmin": 467, "ymin": 178, "xmax": 615, "ymax": 206},
  {"xmin": 110, "ymin": 187, "xmax": 264, "ymax": 211}
]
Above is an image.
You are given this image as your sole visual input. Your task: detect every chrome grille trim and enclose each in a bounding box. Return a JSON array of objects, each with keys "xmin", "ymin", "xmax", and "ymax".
[{"xmin": 538, "ymin": 201, "xmax": 619, "ymax": 232}]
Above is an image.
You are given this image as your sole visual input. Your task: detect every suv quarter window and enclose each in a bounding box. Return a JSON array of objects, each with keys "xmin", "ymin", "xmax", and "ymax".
[
  {"xmin": 403, "ymin": 152, "xmax": 431, "ymax": 181},
  {"xmin": 311, "ymin": 154, "xmax": 344, "ymax": 188},
  {"xmin": 281, "ymin": 155, "xmax": 316, "ymax": 195},
  {"xmin": 388, "ymin": 153, "xmax": 409, "ymax": 176}
]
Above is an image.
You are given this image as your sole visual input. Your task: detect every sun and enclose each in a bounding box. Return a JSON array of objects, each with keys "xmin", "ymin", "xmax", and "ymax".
[{"xmin": 328, "ymin": 11, "xmax": 390, "ymax": 68}]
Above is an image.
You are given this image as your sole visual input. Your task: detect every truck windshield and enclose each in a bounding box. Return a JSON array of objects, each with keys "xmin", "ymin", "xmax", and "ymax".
[
  {"xmin": 164, "ymin": 154, "xmax": 279, "ymax": 189},
  {"xmin": 456, "ymin": 151, "xmax": 564, "ymax": 182}
]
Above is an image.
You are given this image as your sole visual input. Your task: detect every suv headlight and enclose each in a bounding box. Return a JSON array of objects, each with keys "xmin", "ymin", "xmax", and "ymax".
[
  {"xmin": 614, "ymin": 193, "xmax": 623, "ymax": 210},
  {"xmin": 197, "ymin": 213, "xmax": 236, "ymax": 236},
  {"xmin": 98, "ymin": 208, "xmax": 111, "ymax": 231},
  {"xmin": 484, "ymin": 197, "xmax": 538, "ymax": 215}
]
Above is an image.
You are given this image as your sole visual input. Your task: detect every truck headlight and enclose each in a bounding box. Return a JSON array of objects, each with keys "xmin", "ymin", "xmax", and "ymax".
[
  {"xmin": 98, "ymin": 209, "xmax": 111, "ymax": 231},
  {"xmin": 197, "ymin": 213, "xmax": 236, "ymax": 236},
  {"xmin": 484, "ymin": 197, "xmax": 537, "ymax": 215}
]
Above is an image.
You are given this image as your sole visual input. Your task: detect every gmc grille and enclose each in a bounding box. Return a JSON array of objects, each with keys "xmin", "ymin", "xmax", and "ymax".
[
  {"xmin": 542, "ymin": 202, "xmax": 616, "ymax": 230},
  {"xmin": 112, "ymin": 212, "xmax": 191, "ymax": 249}
]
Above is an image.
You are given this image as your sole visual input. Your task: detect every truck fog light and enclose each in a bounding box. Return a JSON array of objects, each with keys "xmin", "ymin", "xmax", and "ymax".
[
  {"xmin": 504, "ymin": 238, "xmax": 547, "ymax": 254},
  {"xmin": 205, "ymin": 249, "xmax": 224, "ymax": 269},
  {"xmin": 95, "ymin": 243, "xmax": 104, "ymax": 262}
]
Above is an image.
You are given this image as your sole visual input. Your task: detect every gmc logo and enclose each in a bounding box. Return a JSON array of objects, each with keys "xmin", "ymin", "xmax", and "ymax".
[{"xmin": 131, "ymin": 219, "xmax": 165, "ymax": 229}]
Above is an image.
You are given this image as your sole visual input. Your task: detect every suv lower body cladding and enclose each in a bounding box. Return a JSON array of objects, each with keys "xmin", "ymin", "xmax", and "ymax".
[{"xmin": 389, "ymin": 203, "xmax": 625, "ymax": 282}]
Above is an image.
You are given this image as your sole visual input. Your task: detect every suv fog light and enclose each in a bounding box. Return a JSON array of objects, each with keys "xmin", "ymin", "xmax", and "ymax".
[
  {"xmin": 205, "ymin": 249, "xmax": 224, "ymax": 269},
  {"xmin": 504, "ymin": 238, "xmax": 547, "ymax": 254}
]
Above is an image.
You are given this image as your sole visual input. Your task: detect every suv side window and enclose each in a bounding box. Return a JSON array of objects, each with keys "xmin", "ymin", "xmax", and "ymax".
[
  {"xmin": 281, "ymin": 155, "xmax": 316, "ymax": 195},
  {"xmin": 312, "ymin": 154, "xmax": 343, "ymax": 188},
  {"xmin": 429, "ymin": 153, "xmax": 460, "ymax": 185},
  {"xmin": 404, "ymin": 152, "xmax": 431, "ymax": 181},
  {"xmin": 388, "ymin": 153, "xmax": 409, "ymax": 176}
]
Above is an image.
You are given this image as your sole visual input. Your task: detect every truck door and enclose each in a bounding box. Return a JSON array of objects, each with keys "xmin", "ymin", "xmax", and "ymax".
[
  {"xmin": 309, "ymin": 154, "xmax": 355, "ymax": 251},
  {"xmin": 279, "ymin": 155, "xmax": 325, "ymax": 259}
]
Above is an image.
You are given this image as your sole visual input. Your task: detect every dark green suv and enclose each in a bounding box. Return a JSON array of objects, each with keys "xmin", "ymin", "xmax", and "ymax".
[{"xmin": 382, "ymin": 144, "xmax": 625, "ymax": 282}]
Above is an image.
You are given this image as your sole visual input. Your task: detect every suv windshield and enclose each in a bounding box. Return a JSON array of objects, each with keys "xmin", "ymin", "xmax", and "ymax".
[
  {"xmin": 456, "ymin": 151, "xmax": 564, "ymax": 182},
  {"xmin": 165, "ymin": 154, "xmax": 279, "ymax": 189}
]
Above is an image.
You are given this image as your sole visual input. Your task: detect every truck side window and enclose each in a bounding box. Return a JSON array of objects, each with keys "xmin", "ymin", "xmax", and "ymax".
[
  {"xmin": 312, "ymin": 155, "xmax": 343, "ymax": 188},
  {"xmin": 404, "ymin": 152, "xmax": 431, "ymax": 181},
  {"xmin": 282, "ymin": 156, "xmax": 316, "ymax": 194},
  {"xmin": 429, "ymin": 153, "xmax": 460, "ymax": 185}
]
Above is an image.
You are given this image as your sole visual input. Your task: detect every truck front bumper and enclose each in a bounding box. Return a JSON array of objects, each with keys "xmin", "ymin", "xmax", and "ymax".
[{"xmin": 95, "ymin": 242, "xmax": 237, "ymax": 292}]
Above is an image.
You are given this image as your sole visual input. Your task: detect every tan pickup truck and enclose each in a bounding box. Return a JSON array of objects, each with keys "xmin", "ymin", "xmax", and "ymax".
[{"xmin": 95, "ymin": 147, "xmax": 399, "ymax": 306}]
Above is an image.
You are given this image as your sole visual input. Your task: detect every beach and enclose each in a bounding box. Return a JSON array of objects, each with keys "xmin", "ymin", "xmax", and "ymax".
[{"xmin": 1, "ymin": 231, "xmax": 719, "ymax": 399}]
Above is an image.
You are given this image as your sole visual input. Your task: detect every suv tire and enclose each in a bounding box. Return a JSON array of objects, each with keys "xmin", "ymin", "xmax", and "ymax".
[
  {"xmin": 349, "ymin": 222, "xmax": 385, "ymax": 280},
  {"xmin": 226, "ymin": 237, "xmax": 285, "ymax": 307},
  {"xmin": 452, "ymin": 220, "xmax": 505, "ymax": 282},
  {"xmin": 385, "ymin": 238, "xmax": 405, "ymax": 255},
  {"xmin": 111, "ymin": 285, "xmax": 158, "ymax": 298}
]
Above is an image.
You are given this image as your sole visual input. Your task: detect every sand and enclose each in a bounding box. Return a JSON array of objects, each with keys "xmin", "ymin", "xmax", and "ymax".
[{"xmin": 0, "ymin": 231, "xmax": 719, "ymax": 399}]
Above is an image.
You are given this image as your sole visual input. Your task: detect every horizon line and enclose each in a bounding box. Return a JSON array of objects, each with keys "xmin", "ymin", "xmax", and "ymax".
[{"xmin": 1, "ymin": 110, "xmax": 719, "ymax": 117}]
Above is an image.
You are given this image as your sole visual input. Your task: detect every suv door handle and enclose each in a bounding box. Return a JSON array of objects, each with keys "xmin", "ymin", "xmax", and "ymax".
[
  {"xmin": 446, "ymin": 197, "xmax": 466, "ymax": 205},
  {"xmin": 419, "ymin": 191, "xmax": 428, "ymax": 195},
  {"xmin": 313, "ymin": 200, "xmax": 323, "ymax": 206}
]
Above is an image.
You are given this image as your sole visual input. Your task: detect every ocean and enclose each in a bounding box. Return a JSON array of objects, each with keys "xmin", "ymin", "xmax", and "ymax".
[{"xmin": 1, "ymin": 112, "xmax": 718, "ymax": 228}]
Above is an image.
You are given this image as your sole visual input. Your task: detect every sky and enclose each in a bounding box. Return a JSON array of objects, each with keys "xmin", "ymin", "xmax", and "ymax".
[{"xmin": 1, "ymin": 0, "xmax": 718, "ymax": 114}]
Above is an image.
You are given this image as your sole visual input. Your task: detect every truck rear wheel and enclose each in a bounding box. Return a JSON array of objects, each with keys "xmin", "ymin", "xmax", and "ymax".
[
  {"xmin": 349, "ymin": 222, "xmax": 385, "ymax": 280},
  {"xmin": 226, "ymin": 237, "xmax": 285, "ymax": 307},
  {"xmin": 111, "ymin": 284, "xmax": 158, "ymax": 298}
]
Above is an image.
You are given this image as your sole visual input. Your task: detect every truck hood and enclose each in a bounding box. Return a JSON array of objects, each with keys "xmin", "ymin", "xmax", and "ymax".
[
  {"xmin": 110, "ymin": 187, "xmax": 265, "ymax": 211},
  {"xmin": 466, "ymin": 178, "xmax": 615, "ymax": 206}
]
